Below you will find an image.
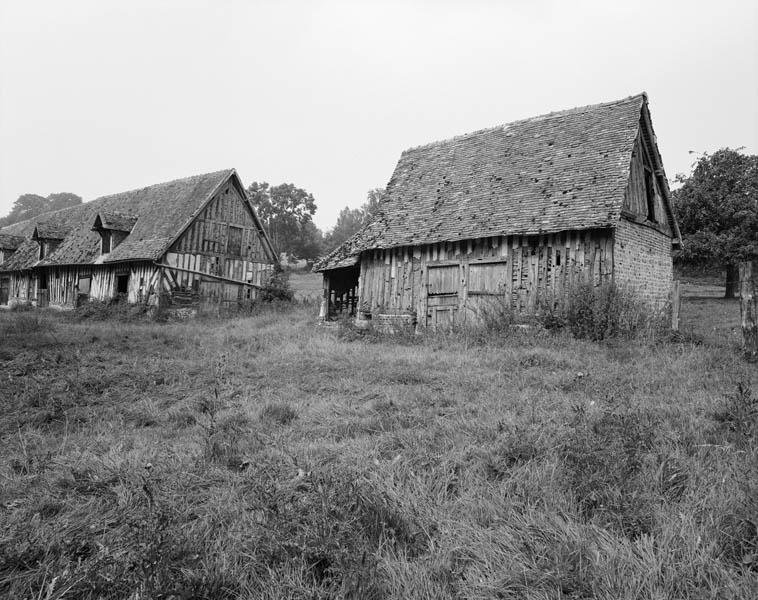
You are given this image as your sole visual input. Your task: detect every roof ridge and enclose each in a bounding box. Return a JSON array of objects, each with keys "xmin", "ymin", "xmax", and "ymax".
[
  {"xmin": 0, "ymin": 169, "xmax": 234, "ymax": 235},
  {"xmin": 91, "ymin": 168, "xmax": 234, "ymax": 203},
  {"xmin": 0, "ymin": 203, "xmax": 90, "ymax": 233},
  {"xmin": 401, "ymin": 93, "xmax": 646, "ymax": 155}
]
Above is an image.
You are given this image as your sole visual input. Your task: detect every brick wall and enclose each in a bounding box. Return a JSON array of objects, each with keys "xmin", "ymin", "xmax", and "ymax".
[{"xmin": 613, "ymin": 218, "xmax": 673, "ymax": 306}]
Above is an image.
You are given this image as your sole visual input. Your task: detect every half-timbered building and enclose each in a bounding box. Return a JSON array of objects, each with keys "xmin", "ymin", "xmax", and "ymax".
[
  {"xmin": 315, "ymin": 93, "xmax": 681, "ymax": 327},
  {"xmin": 0, "ymin": 169, "xmax": 277, "ymax": 309}
]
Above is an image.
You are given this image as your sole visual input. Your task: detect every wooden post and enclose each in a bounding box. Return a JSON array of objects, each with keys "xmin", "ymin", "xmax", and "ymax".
[
  {"xmin": 739, "ymin": 261, "xmax": 757, "ymax": 359},
  {"xmin": 670, "ymin": 280, "xmax": 681, "ymax": 331},
  {"xmin": 319, "ymin": 273, "xmax": 330, "ymax": 320}
]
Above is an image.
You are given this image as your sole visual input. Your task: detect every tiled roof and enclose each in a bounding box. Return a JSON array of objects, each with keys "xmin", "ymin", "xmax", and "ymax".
[
  {"xmin": 0, "ymin": 233, "xmax": 24, "ymax": 250},
  {"xmin": 0, "ymin": 170, "xmax": 242, "ymax": 270},
  {"xmin": 93, "ymin": 211, "xmax": 139, "ymax": 232},
  {"xmin": 316, "ymin": 94, "xmax": 650, "ymax": 271},
  {"xmin": 32, "ymin": 222, "xmax": 70, "ymax": 240}
]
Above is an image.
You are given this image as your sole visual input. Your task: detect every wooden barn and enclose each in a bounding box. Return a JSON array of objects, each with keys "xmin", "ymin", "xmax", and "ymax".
[
  {"xmin": 315, "ymin": 93, "xmax": 682, "ymax": 327},
  {"xmin": 0, "ymin": 169, "xmax": 278, "ymax": 310}
]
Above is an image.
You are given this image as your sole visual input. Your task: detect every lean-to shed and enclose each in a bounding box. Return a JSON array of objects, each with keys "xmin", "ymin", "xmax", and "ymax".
[
  {"xmin": 315, "ymin": 93, "xmax": 681, "ymax": 327},
  {"xmin": 0, "ymin": 169, "xmax": 278, "ymax": 309}
]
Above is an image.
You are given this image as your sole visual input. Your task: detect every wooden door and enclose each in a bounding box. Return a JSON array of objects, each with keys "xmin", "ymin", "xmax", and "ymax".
[
  {"xmin": 426, "ymin": 265, "xmax": 459, "ymax": 327},
  {"xmin": 37, "ymin": 273, "xmax": 49, "ymax": 307}
]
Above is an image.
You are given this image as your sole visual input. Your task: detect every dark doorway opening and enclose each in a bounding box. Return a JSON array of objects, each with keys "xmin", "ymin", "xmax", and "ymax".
[
  {"xmin": 325, "ymin": 265, "xmax": 360, "ymax": 319},
  {"xmin": 116, "ymin": 274, "xmax": 129, "ymax": 296},
  {"xmin": 0, "ymin": 277, "xmax": 9, "ymax": 306}
]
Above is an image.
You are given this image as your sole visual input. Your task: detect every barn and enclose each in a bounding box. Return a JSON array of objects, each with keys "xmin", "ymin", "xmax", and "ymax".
[
  {"xmin": 0, "ymin": 169, "xmax": 278, "ymax": 310},
  {"xmin": 315, "ymin": 93, "xmax": 682, "ymax": 327}
]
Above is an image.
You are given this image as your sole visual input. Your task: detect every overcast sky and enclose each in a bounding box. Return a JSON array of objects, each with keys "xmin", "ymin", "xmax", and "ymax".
[{"xmin": 1, "ymin": 0, "xmax": 756, "ymax": 230}]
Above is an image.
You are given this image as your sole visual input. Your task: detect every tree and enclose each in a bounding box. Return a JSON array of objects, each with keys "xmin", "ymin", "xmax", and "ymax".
[
  {"xmin": 47, "ymin": 193, "xmax": 84, "ymax": 212},
  {"xmin": 247, "ymin": 181, "xmax": 322, "ymax": 259},
  {"xmin": 324, "ymin": 187, "xmax": 387, "ymax": 251},
  {"xmin": 291, "ymin": 220, "xmax": 325, "ymax": 260},
  {"xmin": 326, "ymin": 206, "xmax": 365, "ymax": 250},
  {"xmin": 363, "ymin": 187, "xmax": 386, "ymax": 222},
  {"xmin": 0, "ymin": 192, "xmax": 82, "ymax": 228},
  {"xmin": 672, "ymin": 149, "xmax": 758, "ymax": 298}
]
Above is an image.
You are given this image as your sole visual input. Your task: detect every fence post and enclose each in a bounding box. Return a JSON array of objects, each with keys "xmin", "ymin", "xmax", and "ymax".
[
  {"xmin": 739, "ymin": 261, "xmax": 757, "ymax": 359},
  {"xmin": 670, "ymin": 280, "xmax": 681, "ymax": 331}
]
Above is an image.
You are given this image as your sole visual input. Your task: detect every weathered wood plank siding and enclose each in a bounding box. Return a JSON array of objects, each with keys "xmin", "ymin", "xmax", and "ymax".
[
  {"xmin": 623, "ymin": 135, "xmax": 670, "ymax": 232},
  {"xmin": 4, "ymin": 262, "xmax": 159, "ymax": 308},
  {"xmin": 164, "ymin": 181, "xmax": 275, "ymax": 302},
  {"xmin": 88, "ymin": 263, "xmax": 158, "ymax": 304},
  {"xmin": 356, "ymin": 228, "xmax": 614, "ymax": 325},
  {"xmin": 162, "ymin": 252, "xmax": 272, "ymax": 302},
  {"xmin": 8, "ymin": 271, "xmax": 34, "ymax": 305},
  {"xmin": 170, "ymin": 182, "xmax": 268, "ymax": 262}
]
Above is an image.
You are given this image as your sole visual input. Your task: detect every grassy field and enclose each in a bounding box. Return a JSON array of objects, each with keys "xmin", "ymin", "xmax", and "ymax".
[
  {"xmin": 289, "ymin": 270, "xmax": 323, "ymax": 302},
  {"xmin": 0, "ymin": 291, "xmax": 757, "ymax": 599}
]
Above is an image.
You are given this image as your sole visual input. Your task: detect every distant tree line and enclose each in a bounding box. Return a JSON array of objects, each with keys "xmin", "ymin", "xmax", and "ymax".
[
  {"xmin": 246, "ymin": 182, "xmax": 385, "ymax": 262},
  {"xmin": 0, "ymin": 192, "xmax": 82, "ymax": 228}
]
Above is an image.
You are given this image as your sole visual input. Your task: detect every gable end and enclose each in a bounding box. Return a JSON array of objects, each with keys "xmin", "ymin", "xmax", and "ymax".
[
  {"xmin": 620, "ymin": 100, "xmax": 681, "ymax": 246},
  {"xmin": 168, "ymin": 172, "xmax": 277, "ymax": 264}
]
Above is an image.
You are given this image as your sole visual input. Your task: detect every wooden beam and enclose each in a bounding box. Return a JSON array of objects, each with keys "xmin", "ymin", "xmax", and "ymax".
[{"xmin": 153, "ymin": 262, "xmax": 264, "ymax": 289}]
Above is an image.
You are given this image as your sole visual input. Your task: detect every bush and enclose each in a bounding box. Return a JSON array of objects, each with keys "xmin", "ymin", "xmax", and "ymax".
[
  {"xmin": 538, "ymin": 281, "xmax": 665, "ymax": 341},
  {"xmin": 72, "ymin": 297, "xmax": 152, "ymax": 322},
  {"xmin": 259, "ymin": 267, "xmax": 294, "ymax": 303},
  {"xmin": 475, "ymin": 294, "xmax": 520, "ymax": 333}
]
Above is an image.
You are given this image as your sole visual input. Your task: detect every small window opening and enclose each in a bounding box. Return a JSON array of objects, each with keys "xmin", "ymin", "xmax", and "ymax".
[
  {"xmin": 39, "ymin": 242, "xmax": 45, "ymax": 260},
  {"xmin": 102, "ymin": 232, "xmax": 111, "ymax": 254}
]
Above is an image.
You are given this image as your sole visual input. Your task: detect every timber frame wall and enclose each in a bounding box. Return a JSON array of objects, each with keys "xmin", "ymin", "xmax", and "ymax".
[
  {"xmin": 1, "ymin": 176, "xmax": 276, "ymax": 309},
  {"xmin": 342, "ymin": 228, "xmax": 615, "ymax": 326},
  {"xmin": 161, "ymin": 179, "xmax": 275, "ymax": 303},
  {"xmin": 6, "ymin": 263, "xmax": 158, "ymax": 308}
]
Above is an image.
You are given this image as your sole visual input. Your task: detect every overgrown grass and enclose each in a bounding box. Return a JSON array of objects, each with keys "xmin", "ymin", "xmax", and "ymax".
[{"xmin": 0, "ymin": 296, "xmax": 756, "ymax": 598}]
